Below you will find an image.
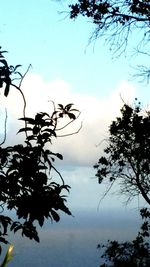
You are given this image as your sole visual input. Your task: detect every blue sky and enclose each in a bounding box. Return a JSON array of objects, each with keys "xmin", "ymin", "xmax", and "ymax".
[
  {"xmin": 0, "ymin": 0, "xmax": 149, "ymax": 213},
  {"xmin": 1, "ymin": 0, "xmax": 149, "ymax": 97},
  {"xmin": 0, "ymin": 0, "xmax": 149, "ymax": 97}
]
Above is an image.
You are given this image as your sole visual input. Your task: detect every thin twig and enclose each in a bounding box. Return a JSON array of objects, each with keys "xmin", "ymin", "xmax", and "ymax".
[
  {"xmin": 11, "ymin": 65, "xmax": 31, "ymax": 138},
  {"xmin": 97, "ymin": 180, "xmax": 115, "ymax": 211},
  {"xmin": 0, "ymin": 108, "xmax": 8, "ymax": 146},
  {"xmin": 52, "ymin": 165, "xmax": 65, "ymax": 185},
  {"xmin": 18, "ymin": 64, "xmax": 32, "ymax": 89},
  {"xmin": 57, "ymin": 121, "xmax": 83, "ymax": 137}
]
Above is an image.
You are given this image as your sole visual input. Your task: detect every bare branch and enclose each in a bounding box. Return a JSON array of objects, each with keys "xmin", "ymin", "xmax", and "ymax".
[
  {"xmin": 11, "ymin": 65, "xmax": 32, "ymax": 138},
  {"xmin": 97, "ymin": 180, "xmax": 115, "ymax": 211}
]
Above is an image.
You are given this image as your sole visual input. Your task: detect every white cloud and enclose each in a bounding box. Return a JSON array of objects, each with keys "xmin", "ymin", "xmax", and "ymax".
[{"xmin": 0, "ymin": 74, "xmax": 136, "ymax": 167}]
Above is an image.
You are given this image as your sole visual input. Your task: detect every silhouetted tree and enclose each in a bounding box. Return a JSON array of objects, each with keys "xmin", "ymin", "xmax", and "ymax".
[
  {"xmin": 94, "ymin": 100, "xmax": 150, "ymax": 266},
  {"xmin": 94, "ymin": 100, "xmax": 150, "ymax": 205},
  {"xmin": 0, "ymin": 47, "xmax": 80, "ymax": 251}
]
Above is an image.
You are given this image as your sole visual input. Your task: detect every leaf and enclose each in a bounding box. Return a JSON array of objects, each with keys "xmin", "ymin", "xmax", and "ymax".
[
  {"xmin": 0, "ymin": 79, "xmax": 3, "ymax": 88},
  {"xmin": 34, "ymin": 234, "xmax": 40, "ymax": 243},
  {"xmin": 0, "ymin": 59, "xmax": 8, "ymax": 67},
  {"xmin": 56, "ymin": 153, "xmax": 63, "ymax": 160},
  {"xmin": 38, "ymin": 216, "xmax": 44, "ymax": 227},
  {"xmin": 58, "ymin": 104, "xmax": 64, "ymax": 109},
  {"xmin": 68, "ymin": 113, "xmax": 76, "ymax": 120},
  {"xmin": 0, "ymin": 49, "xmax": 7, "ymax": 56},
  {"xmin": 41, "ymin": 128, "xmax": 57, "ymax": 137},
  {"xmin": 50, "ymin": 210, "xmax": 60, "ymax": 222},
  {"xmin": 0, "ymin": 237, "xmax": 9, "ymax": 244},
  {"xmin": 13, "ymin": 64, "xmax": 22, "ymax": 72},
  {"xmin": 33, "ymin": 126, "xmax": 39, "ymax": 134},
  {"xmin": 13, "ymin": 225, "xmax": 23, "ymax": 233},
  {"xmin": 35, "ymin": 113, "xmax": 43, "ymax": 122},
  {"xmin": 65, "ymin": 103, "xmax": 73, "ymax": 111},
  {"xmin": 17, "ymin": 127, "xmax": 32, "ymax": 134},
  {"xmin": 59, "ymin": 204, "xmax": 72, "ymax": 216},
  {"xmin": 69, "ymin": 108, "xmax": 79, "ymax": 112},
  {"xmin": 19, "ymin": 117, "xmax": 35, "ymax": 124},
  {"xmin": 4, "ymin": 83, "xmax": 10, "ymax": 97},
  {"xmin": 27, "ymin": 135, "xmax": 36, "ymax": 141},
  {"xmin": 59, "ymin": 113, "xmax": 63, "ymax": 118},
  {"xmin": 41, "ymin": 132, "xmax": 50, "ymax": 139},
  {"xmin": 0, "ymin": 215, "xmax": 12, "ymax": 235},
  {"xmin": 61, "ymin": 184, "xmax": 71, "ymax": 192}
]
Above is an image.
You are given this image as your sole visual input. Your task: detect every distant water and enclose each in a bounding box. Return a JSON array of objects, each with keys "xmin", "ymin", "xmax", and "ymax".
[{"xmin": 1, "ymin": 208, "xmax": 141, "ymax": 267}]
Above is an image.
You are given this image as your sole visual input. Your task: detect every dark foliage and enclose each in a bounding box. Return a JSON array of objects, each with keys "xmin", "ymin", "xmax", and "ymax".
[
  {"xmin": 0, "ymin": 47, "xmax": 80, "ymax": 247},
  {"xmin": 94, "ymin": 100, "xmax": 150, "ymax": 205},
  {"xmin": 69, "ymin": 0, "xmax": 150, "ymax": 55},
  {"xmin": 98, "ymin": 208, "xmax": 150, "ymax": 266},
  {"xmin": 0, "ymin": 47, "xmax": 21, "ymax": 97},
  {"xmin": 95, "ymin": 100, "xmax": 150, "ymax": 265}
]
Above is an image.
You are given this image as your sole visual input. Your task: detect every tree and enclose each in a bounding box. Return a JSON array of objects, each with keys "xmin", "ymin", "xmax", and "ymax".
[
  {"xmin": 0, "ymin": 47, "xmax": 80, "ymax": 249},
  {"xmin": 93, "ymin": 100, "xmax": 150, "ymax": 266},
  {"xmin": 69, "ymin": 0, "xmax": 150, "ymax": 54},
  {"xmin": 94, "ymin": 100, "xmax": 150, "ymax": 205}
]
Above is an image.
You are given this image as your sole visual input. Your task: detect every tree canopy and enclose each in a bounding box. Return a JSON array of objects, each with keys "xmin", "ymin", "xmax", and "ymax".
[
  {"xmin": 69, "ymin": 0, "xmax": 150, "ymax": 55},
  {"xmin": 94, "ymin": 100, "xmax": 150, "ymax": 205}
]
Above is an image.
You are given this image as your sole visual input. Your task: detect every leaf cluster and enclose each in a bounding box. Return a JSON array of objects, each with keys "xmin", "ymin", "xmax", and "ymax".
[
  {"xmin": 18, "ymin": 103, "xmax": 78, "ymax": 146},
  {"xmin": 0, "ymin": 102, "xmax": 79, "ymax": 244},
  {"xmin": 0, "ymin": 47, "xmax": 22, "ymax": 97}
]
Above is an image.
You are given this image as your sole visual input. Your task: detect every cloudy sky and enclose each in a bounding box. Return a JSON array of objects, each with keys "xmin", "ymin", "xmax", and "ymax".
[{"xmin": 0, "ymin": 0, "xmax": 149, "ymax": 213}]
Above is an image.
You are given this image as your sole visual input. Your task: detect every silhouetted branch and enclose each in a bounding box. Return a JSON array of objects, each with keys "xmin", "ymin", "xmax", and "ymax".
[
  {"xmin": 57, "ymin": 121, "xmax": 83, "ymax": 137},
  {"xmin": 69, "ymin": 0, "xmax": 150, "ymax": 57},
  {"xmin": 11, "ymin": 65, "xmax": 32, "ymax": 138},
  {"xmin": 97, "ymin": 180, "xmax": 115, "ymax": 211}
]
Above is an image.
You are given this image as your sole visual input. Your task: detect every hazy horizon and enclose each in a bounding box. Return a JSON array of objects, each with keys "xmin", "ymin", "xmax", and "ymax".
[{"xmin": 1, "ymin": 208, "xmax": 142, "ymax": 267}]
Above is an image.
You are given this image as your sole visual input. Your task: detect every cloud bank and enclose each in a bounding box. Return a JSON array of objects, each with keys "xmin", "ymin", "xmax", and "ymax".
[{"xmin": 0, "ymin": 74, "xmax": 136, "ymax": 168}]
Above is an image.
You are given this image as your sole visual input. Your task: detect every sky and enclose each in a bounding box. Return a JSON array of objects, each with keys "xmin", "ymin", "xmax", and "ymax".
[{"xmin": 0, "ymin": 0, "xmax": 149, "ymax": 214}]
